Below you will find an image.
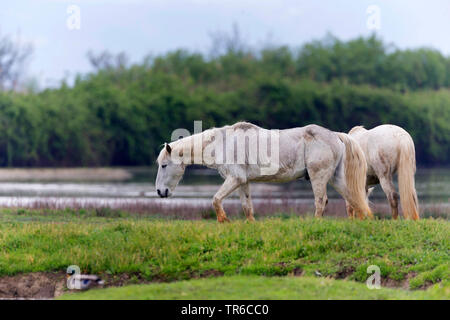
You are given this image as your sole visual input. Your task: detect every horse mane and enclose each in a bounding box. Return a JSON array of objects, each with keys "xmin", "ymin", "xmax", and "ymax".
[
  {"xmin": 348, "ymin": 126, "xmax": 366, "ymax": 135},
  {"xmin": 157, "ymin": 121, "xmax": 261, "ymax": 163},
  {"xmin": 231, "ymin": 121, "xmax": 260, "ymax": 131},
  {"xmin": 157, "ymin": 135, "xmax": 195, "ymax": 163},
  {"xmin": 157, "ymin": 127, "xmax": 219, "ymax": 163}
]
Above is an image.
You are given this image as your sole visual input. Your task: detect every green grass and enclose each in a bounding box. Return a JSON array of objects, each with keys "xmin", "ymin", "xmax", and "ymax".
[
  {"xmin": 0, "ymin": 208, "xmax": 448, "ymax": 291},
  {"xmin": 59, "ymin": 276, "xmax": 449, "ymax": 300}
]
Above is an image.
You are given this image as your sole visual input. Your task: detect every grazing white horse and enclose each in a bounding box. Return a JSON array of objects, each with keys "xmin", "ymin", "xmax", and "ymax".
[
  {"xmin": 156, "ymin": 122, "xmax": 372, "ymax": 222},
  {"xmin": 347, "ymin": 125, "xmax": 419, "ymax": 220}
]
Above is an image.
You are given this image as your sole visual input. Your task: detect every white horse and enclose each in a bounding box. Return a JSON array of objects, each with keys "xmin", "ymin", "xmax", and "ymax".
[
  {"xmin": 156, "ymin": 122, "xmax": 372, "ymax": 222},
  {"xmin": 347, "ymin": 125, "xmax": 419, "ymax": 220}
]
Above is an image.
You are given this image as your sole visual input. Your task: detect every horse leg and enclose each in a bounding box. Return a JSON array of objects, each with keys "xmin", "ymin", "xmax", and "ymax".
[
  {"xmin": 309, "ymin": 169, "xmax": 333, "ymax": 218},
  {"xmin": 213, "ymin": 177, "xmax": 241, "ymax": 223},
  {"xmin": 379, "ymin": 176, "xmax": 399, "ymax": 219},
  {"xmin": 239, "ymin": 183, "xmax": 255, "ymax": 222}
]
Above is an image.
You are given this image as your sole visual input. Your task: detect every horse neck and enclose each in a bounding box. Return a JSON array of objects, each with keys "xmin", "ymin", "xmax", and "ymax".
[{"xmin": 172, "ymin": 131, "xmax": 209, "ymax": 166}]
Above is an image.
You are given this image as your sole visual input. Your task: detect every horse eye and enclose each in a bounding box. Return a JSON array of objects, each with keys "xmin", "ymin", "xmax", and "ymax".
[{"xmin": 162, "ymin": 164, "xmax": 167, "ymax": 168}]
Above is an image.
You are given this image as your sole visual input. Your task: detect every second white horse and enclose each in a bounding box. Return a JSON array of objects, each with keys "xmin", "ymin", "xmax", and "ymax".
[{"xmin": 348, "ymin": 124, "xmax": 419, "ymax": 220}]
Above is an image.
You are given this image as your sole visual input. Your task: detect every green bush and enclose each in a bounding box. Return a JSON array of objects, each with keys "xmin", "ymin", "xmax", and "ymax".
[{"xmin": 0, "ymin": 35, "xmax": 448, "ymax": 167}]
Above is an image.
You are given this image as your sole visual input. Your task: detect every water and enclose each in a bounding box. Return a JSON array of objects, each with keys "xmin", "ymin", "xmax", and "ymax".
[{"xmin": 0, "ymin": 167, "xmax": 447, "ymax": 218}]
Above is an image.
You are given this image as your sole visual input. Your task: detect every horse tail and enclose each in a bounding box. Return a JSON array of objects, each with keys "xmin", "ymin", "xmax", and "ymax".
[
  {"xmin": 337, "ymin": 133, "xmax": 373, "ymax": 219},
  {"xmin": 398, "ymin": 134, "xmax": 420, "ymax": 220}
]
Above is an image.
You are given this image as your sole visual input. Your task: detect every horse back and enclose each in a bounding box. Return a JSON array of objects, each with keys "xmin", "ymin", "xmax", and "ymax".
[{"xmin": 360, "ymin": 124, "xmax": 414, "ymax": 175}]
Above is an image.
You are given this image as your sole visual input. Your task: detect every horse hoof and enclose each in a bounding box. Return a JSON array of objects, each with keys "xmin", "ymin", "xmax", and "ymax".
[{"xmin": 217, "ymin": 216, "xmax": 230, "ymax": 223}]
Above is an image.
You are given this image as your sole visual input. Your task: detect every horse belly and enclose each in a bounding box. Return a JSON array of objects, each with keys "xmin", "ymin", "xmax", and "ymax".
[{"xmin": 249, "ymin": 167, "xmax": 305, "ymax": 183}]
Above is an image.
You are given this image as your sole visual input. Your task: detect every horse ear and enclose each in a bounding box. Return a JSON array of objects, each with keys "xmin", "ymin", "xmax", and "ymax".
[{"xmin": 165, "ymin": 143, "xmax": 172, "ymax": 154}]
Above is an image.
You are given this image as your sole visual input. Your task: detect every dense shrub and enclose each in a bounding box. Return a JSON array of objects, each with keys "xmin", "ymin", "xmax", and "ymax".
[{"xmin": 0, "ymin": 35, "xmax": 448, "ymax": 167}]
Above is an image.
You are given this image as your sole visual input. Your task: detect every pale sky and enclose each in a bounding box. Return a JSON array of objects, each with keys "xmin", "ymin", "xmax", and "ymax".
[{"xmin": 1, "ymin": 0, "xmax": 450, "ymax": 88}]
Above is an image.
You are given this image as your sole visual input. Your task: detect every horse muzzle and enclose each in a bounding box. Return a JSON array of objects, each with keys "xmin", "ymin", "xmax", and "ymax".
[{"xmin": 157, "ymin": 188, "xmax": 170, "ymax": 198}]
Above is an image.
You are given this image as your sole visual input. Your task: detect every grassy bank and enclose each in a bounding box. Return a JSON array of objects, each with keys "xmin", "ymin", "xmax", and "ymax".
[
  {"xmin": 0, "ymin": 210, "xmax": 448, "ymax": 291},
  {"xmin": 59, "ymin": 276, "xmax": 449, "ymax": 300}
]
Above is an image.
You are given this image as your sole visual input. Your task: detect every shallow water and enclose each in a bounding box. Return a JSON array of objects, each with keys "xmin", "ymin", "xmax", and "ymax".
[{"xmin": 0, "ymin": 167, "xmax": 447, "ymax": 217}]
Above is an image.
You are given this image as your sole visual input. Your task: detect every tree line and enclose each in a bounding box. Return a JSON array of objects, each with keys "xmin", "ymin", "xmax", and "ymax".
[{"xmin": 0, "ymin": 34, "xmax": 448, "ymax": 167}]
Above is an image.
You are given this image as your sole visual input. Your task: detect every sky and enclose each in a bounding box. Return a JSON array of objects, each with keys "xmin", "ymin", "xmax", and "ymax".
[{"xmin": 1, "ymin": 0, "xmax": 450, "ymax": 88}]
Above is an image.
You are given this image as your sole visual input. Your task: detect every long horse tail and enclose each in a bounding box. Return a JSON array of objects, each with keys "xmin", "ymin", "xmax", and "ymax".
[
  {"xmin": 337, "ymin": 133, "xmax": 373, "ymax": 219},
  {"xmin": 398, "ymin": 134, "xmax": 420, "ymax": 220}
]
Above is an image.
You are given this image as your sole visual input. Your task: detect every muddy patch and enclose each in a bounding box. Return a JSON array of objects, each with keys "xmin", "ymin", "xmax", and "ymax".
[
  {"xmin": 198, "ymin": 269, "xmax": 225, "ymax": 278},
  {"xmin": 0, "ymin": 272, "xmax": 156, "ymax": 299},
  {"xmin": 0, "ymin": 270, "xmax": 224, "ymax": 299},
  {"xmin": 379, "ymin": 272, "xmax": 432, "ymax": 290},
  {"xmin": 0, "ymin": 270, "xmax": 434, "ymax": 299},
  {"xmin": 335, "ymin": 266, "xmax": 356, "ymax": 279},
  {"xmin": 291, "ymin": 268, "xmax": 304, "ymax": 276},
  {"xmin": 0, "ymin": 272, "xmax": 66, "ymax": 299}
]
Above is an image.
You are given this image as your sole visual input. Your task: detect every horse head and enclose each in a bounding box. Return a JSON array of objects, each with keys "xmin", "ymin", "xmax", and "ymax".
[{"xmin": 155, "ymin": 143, "xmax": 186, "ymax": 198}]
